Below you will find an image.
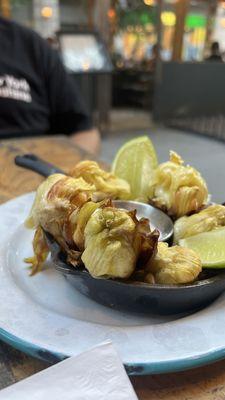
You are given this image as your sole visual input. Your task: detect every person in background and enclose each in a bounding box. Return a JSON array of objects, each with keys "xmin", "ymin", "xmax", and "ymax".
[
  {"xmin": 0, "ymin": 17, "xmax": 100, "ymax": 155},
  {"xmin": 205, "ymin": 41, "xmax": 223, "ymax": 63}
]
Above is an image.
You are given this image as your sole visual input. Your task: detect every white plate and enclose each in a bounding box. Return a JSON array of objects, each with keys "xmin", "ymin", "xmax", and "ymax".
[{"xmin": 1, "ymin": 193, "xmax": 225, "ymax": 375}]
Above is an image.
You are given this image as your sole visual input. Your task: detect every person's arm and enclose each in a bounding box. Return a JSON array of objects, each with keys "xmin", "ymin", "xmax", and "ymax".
[
  {"xmin": 43, "ymin": 43, "xmax": 101, "ymax": 155},
  {"xmin": 70, "ymin": 128, "xmax": 101, "ymax": 155}
]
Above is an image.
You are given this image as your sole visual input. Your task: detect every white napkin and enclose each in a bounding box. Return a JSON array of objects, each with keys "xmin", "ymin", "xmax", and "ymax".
[{"xmin": 0, "ymin": 342, "xmax": 138, "ymax": 400}]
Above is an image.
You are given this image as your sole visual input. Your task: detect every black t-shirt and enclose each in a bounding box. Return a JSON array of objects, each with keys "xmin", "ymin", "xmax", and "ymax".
[{"xmin": 0, "ymin": 17, "xmax": 92, "ymax": 138}]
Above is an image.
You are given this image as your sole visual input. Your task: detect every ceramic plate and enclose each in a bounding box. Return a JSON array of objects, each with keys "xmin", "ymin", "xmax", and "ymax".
[{"xmin": 1, "ymin": 193, "xmax": 225, "ymax": 375}]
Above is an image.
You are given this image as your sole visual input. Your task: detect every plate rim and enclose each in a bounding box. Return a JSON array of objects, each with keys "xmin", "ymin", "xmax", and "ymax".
[
  {"xmin": 2, "ymin": 192, "xmax": 225, "ymax": 375},
  {"xmin": 1, "ymin": 326, "xmax": 225, "ymax": 375}
]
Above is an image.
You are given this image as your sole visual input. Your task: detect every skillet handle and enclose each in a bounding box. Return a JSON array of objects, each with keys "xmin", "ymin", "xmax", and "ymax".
[{"xmin": 15, "ymin": 154, "xmax": 65, "ymax": 177}]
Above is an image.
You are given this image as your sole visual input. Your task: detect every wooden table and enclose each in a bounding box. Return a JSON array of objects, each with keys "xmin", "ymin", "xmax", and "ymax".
[{"xmin": 1, "ymin": 136, "xmax": 225, "ymax": 399}]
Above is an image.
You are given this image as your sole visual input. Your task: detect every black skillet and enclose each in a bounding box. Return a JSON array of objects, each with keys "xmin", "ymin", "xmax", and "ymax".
[{"xmin": 15, "ymin": 154, "xmax": 225, "ymax": 315}]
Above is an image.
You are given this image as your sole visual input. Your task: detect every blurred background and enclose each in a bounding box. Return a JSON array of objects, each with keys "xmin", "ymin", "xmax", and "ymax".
[
  {"xmin": 1, "ymin": 0, "xmax": 225, "ymax": 200},
  {"xmin": 2, "ymin": 0, "xmax": 225, "ymax": 135}
]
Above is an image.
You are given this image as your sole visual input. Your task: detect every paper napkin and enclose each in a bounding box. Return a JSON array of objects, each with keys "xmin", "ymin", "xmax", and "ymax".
[{"xmin": 0, "ymin": 342, "xmax": 138, "ymax": 400}]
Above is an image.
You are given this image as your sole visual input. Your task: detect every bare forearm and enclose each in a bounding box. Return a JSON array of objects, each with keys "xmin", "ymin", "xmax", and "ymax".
[{"xmin": 70, "ymin": 128, "xmax": 101, "ymax": 156}]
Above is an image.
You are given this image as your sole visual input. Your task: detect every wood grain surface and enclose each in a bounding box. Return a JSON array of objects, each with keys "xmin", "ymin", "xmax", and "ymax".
[{"xmin": 1, "ymin": 136, "xmax": 225, "ymax": 399}]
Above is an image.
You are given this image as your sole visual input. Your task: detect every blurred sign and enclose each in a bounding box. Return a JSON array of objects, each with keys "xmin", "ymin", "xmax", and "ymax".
[{"xmin": 186, "ymin": 14, "xmax": 207, "ymax": 28}]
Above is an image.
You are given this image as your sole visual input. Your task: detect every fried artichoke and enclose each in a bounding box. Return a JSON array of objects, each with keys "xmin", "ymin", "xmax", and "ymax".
[
  {"xmin": 146, "ymin": 242, "xmax": 202, "ymax": 284},
  {"xmin": 25, "ymin": 226, "xmax": 50, "ymax": 275},
  {"xmin": 25, "ymin": 174, "xmax": 97, "ymax": 274},
  {"xmin": 70, "ymin": 160, "xmax": 130, "ymax": 200},
  {"xmin": 25, "ymin": 173, "xmax": 65, "ymax": 229},
  {"xmin": 174, "ymin": 204, "xmax": 225, "ymax": 243},
  {"xmin": 25, "ymin": 174, "xmax": 95, "ymax": 230},
  {"xmin": 150, "ymin": 151, "xmax": 208, "ymax": 218},
  {"xmin": 82, "ymin": 206, "xmax": 159, "ymax": 279},
  {"xmin": 25, "ymin": 154, "xmax": 204, "ymax": 285},
  {"xmin": 25, "ymin": 173, "xmax": 158, "ymax": 278}
]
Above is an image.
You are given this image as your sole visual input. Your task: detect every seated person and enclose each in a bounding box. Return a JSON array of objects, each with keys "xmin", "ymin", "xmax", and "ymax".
[
  {"xmin": 205, "ymin": 41, "xmax": 223, "ymax": 63},
  {"xmin": 0, "ymin": 17, "xmax": 100, "ymax": 155}
]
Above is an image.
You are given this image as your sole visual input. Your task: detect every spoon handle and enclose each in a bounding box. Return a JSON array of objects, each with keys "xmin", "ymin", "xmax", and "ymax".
[{"xmin": 15, "ymin": 154, "xmax": 64, "ymax": 177}]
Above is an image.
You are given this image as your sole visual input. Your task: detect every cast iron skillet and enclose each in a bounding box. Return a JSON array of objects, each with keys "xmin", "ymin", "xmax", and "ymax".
[{"xmin": 15, "ymin": 154, "xmax": 225, "ymax": 315}]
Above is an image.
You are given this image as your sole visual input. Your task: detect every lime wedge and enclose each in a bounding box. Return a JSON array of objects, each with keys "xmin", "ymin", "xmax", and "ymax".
[
  {"xmin": 179, "ymin": 227, "xmax": 225, "ymax": 268},
  {"xmin": 111, "ymin": 136, "xmax": 158, "ymax": 202}
]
